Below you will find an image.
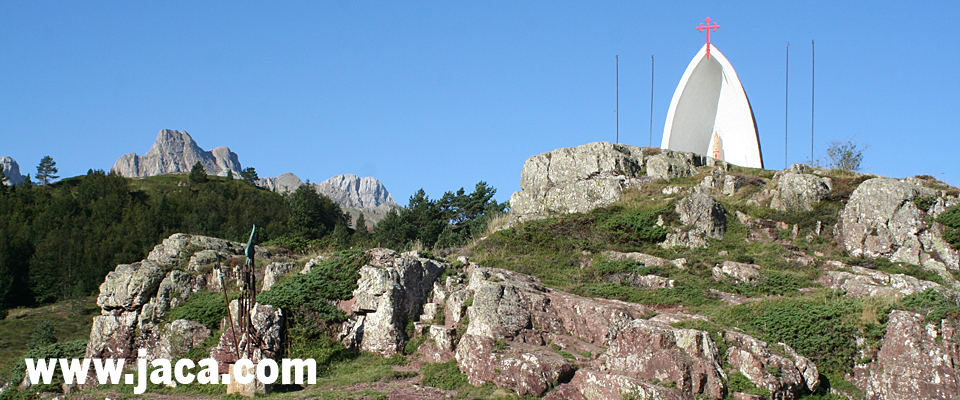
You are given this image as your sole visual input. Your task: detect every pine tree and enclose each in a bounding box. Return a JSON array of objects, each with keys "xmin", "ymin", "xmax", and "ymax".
[
  {"xmin": 226, "ymin": 169, "xmax": 234, "ymax": 179},
  {"xmin": 35, "ymin": 156, "xmax": 58, "ymax": 186},
  {"xmin": 355, "ymin": 213, "xmax": 368, "ymax": 236},
  {"xmin": 241, "ymin": 167, "xmax": 259, "ymax": 185},
  {"xmin": 188, "ymin": 162, "xmax": 207, "ymax": 183}
]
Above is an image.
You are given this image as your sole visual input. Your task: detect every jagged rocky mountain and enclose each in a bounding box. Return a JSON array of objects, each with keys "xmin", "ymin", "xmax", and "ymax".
[
  {"xmin": 111, "ymin": 129, "xmax": 242, "ymax": 178},
  {"xmin": 110, "ymin": 129, "xmax": 397, "ymax": 224},
  {"xmin": 1, "ymin": 156, "xmax": 25, "ymax": 185},
  {"xmin": 258, "ymin": 172, "xmax": 398, "ymax": 225}
]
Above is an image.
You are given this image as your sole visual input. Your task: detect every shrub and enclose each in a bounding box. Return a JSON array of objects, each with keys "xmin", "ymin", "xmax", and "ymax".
[
  {"xmin": 165, "ymin": 291, "xmax": 230, "ymax": 331},
  {"xmin": 420, "ymin": 360, "xmax": 468, "ymax": 390},
  {"xmin": 937, "ymin": 205, "xmax": 960, "ymax": 250},
  {"xmin": 901, "ymin": 288, "xmax": 960, "ymax": 323}
]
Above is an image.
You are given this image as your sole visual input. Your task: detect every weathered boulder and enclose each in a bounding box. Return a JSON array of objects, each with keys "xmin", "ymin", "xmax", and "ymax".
[
  {"xmin": 338, "ymin": 250, "xmax": 444, "ymax": 355},
  {"xmin": 508, "ymin": 142, "xmax": 657, "ymax": 222},
  {"xmin": 544, "ymin": 368, "xmax": 687, "ymax": 400},
  {"xmin": 456, "ymin": 335, "xmax": 575, "ymax": 397},
  {"xmin": 598, "ymin": 319, "xmax": 726, "ymax": 398},
  {"xmin": 602, "ymin": 250, "xmax": 686, "ymax": 269},
  {"xmin": 646, "ymin": 150, "xmax": 709, "ymax": 181},
  {"xmin": 662, "ymin": 188, "xmax": 727, "ymax": 248},
  {"xmin": 261, "ymin": 261, "xmax": 298, "ymax": 291},
  {"xmin": 725, "ymin": 331, "xmax": 820, "ymax": 399},
  {"xmin": 817, "ymin": 265, "xmax": 942, "ymax": 298},
  {"xmin": 606, "ymin": 273, "xmax": 675, "ymax": 288},
  {"xmin": 770, "ymin": 166, "xmax": 833, "ymax": 212},
  {"xmin": 138, "ymin": 270, "xmax": 207, "ymax": 324},
  {"xmin": 712, "ymin": 261, "xmax": 760, "ymax": 283},
  {"xmin": 85, "ymin": 311, "xmax": 139, "ymax": 359},
  {"xmin": 853, "ymin": 310, "xmax": 960, "ymax": 400},
  {"xmin": 97, "ymin": 260, "xmax": 166, "ymax": 312},
  {"xmin": 837, "ymin": 178, "xmax": 938, "ymax": 265},
  {"xmin": 110, "ymin": 129, "xmax": 242, "ymax": 178},
  {"xmin": 147, "ymin": 233, "xmax": 268, "ymax": 268}
]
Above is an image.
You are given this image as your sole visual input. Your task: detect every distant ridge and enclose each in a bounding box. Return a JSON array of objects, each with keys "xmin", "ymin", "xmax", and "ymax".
[
  {"xmin": 110, "ymin": 129, "xmax": 242, "ymax": 178},
  {"xmin": 259, "ymin": 173, "xmax": 398, "ymax": 225}
]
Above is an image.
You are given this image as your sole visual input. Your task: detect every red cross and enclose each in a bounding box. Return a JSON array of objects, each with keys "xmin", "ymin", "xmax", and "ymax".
[{"xmin": 696, "ymin": 17, "xmax": 720, "ymax": 59}]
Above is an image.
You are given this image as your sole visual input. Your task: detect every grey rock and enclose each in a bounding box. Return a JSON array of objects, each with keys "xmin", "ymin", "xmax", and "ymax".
[
  {"xmin": 261, "ymin": 262, "xmax": 298, "ymax": 292},
  {"xmin": 712, "ymin": 261, "xmax": 760, "ymax": 283},
  {"xmin": 0, "ymin": 156, "xmax": 25, "ymax": 185},
  {"xmin": 85, "ymin": 311, "xmax": 139, "ymax": 359},
  {"xmin": 602, "ymin": 251, "xmax": 685, "ymax": 268},
  {"xmin": 722, "ymin": 174, "xmax": 743, "ymax": 196},
  {"xmin": 97, "ymin": 260, "xmax": 166, "ymax": 312},
  {"xmin": 646, "ymin": 150, "xmax": 707, "ymax": 181},
  {"xmin": 662, "ymin": 188, "xmax": 726, "ymax": 248},
  {"xmin": 509, "ymin": 142, "xmax": 658, "ymax": 222},
  {"xmin": 770, "ymin": 170, "xmax": 833, "ymax": 212},
  {"xmin": 110, "ymin": 129, "xmax": 242, "ymax": 178},
  {"xmin": 817, "ymin": 266, "xmax": 942, "ymax": 298},
  {"xmin": 606, "ymin": 273, "xmax": 675, "ymax": 288},
  {"xmin": 149, "ymin": 319, "xmax": 211, "ymax": 361},
  {"xmin": 338, "ymin": 250, "xmax": 444, "ymax": 355},
  {"xmin": 837, "ymin": 178, "xmax": 953, "ymax": 268},
  {"xmin": 147, "ymin": 233, "xmax": 267, "ymax": 269},
  {"xmin": 138, "ymin": 270, "xmax": 206, "ymax": 326},
  {"xmin": 725, "ymin": 331, "xmax": 820, "ymax": 399}
]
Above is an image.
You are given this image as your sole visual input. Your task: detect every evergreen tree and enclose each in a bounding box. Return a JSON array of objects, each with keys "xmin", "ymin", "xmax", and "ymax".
[
  {"xmin": 355, "ymin": 213, "xmax": 368, "ymax": 236},
  {"xmin": 287, "ymin": 185, "xmax": 348, "ymax": 240},
  {"xmin": 188, "ymin": 162, "xmax": 207, "ymax": 183},
  {"xmin": 0, "ymin": 168, "xmax": 7, "ymax": 185},
  {"xmin": 226, "ymin": 169, "xmax": 234, "ymax": 179},
  {"xmin": 35, "ymin": 156, "xmax": 58, "ymax": 186},
  {"xmin": 241, "ymin": 167, "xmax": 259, "ymax": 185}
]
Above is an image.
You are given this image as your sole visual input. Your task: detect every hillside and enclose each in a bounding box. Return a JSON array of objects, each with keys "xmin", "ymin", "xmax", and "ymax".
[{"xmin": 4, "ymin": 142, "xmax": 960, "ymax": 400}]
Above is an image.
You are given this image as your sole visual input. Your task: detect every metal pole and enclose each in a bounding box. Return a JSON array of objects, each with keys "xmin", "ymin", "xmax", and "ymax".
[
  {"xmin": 811, "ymin": 40, "xmax": 815, "ymax": 164},
  {"xmin": 616, "ymin": 55, "xmax": 619, "ymax": 144},
  {"xmin": 785, "ymin": 42, "xmax": 789, "ymax": 169},
  {"xmin": 650, "ymin": 55, "xmax": 654, "ymax": 147}
]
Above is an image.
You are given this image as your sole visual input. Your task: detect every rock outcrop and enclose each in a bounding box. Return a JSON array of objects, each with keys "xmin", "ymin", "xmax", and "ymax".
[
  {"xmin": 110, "ymin": 129, "xmax": 242, "ymax": 178},
  {"xmin": 769, "ymin": 164, "xmax": 833, "ymax": 212},
  {"xmin": 85, "ymin": 233, "xmax": 271, "ymax": 365},
  {"xmin": 1, "ymin": 156, "xmax": 25, "ymax": 185},
  {"xmin": 818, "ymin": 264, "xmax": 943, "ymax": 298},
  {"xmin": 662, "ymin": 188, "xmax": 727, "ymax": 248},
  {"xmin": 257, "ymin": 172, "xmax": 304, "ymax": 194},
  {"xmin": 837, "ymin": 178, "xmax": 959, "ymax": 274},
  {"xmin": 508, "ymin": 142, "xmax": 656, "ymax": 222},
  {"xmin": 853, "ymin": 310, "xmax": 960, "ymax": 400},
  {"xmin": 339, "ymin": 252, "xmax": 821, "ymax": 398},
  {"xmin": 338, "ymin": 249, "xmax": 444, "ymax": 355}
]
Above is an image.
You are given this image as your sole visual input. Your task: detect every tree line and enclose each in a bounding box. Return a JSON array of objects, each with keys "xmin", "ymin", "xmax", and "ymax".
[{"xmin": 0, "ymin": 164, "xmax": 506, "ymax": 313}]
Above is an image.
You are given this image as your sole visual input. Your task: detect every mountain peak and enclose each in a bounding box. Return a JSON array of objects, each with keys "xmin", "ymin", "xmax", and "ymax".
[
  {"xmin": 111, "ymin": 129, "xmax": 242, "ymax": 178},
  {"xmin": 1, "ymin": 156, "xmax": 25, "ymax": 185}
]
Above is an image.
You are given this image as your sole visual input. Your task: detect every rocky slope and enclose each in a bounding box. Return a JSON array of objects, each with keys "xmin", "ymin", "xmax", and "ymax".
[
  {"xmin": 1, "ymin": 156, "xmax": 25, "ymax": 185},
  {"xmin": 110, "ymin": 129, "xmax": 242, "ymax": 178},
  {"xmin": 71, "ymin": 141, "xmax": 960, "ymax": 399}
]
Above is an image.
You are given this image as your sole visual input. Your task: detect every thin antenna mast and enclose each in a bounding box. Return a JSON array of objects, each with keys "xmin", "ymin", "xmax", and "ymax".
[
  {"xmin": 811, "ymin": 40, "xmax": 815, "ymax": 163},
  {"xmin": 616, "ymin": 55, "xmax": 619, "ymax": 144},
  {"xmin": 785, "ymin": 42, "xmax": 789, "ymax": 169},
  {"xmin": 650, "ymin": 55, "xmax": 654, "ymax": 147}
]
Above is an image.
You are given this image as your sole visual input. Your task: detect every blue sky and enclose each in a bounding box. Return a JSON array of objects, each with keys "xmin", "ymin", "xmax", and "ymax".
[{"xmin": 2, "ymin": 2, "xmax": 957, "ymax": 204}]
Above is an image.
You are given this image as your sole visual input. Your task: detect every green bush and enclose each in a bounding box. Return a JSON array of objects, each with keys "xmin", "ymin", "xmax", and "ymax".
[
  {"xmin": 901, "ymin": 288, "xmax": 960, "ymax": 323},
  {"xmin": 420, "ymin": 360, "xmax": 468, "ymax": 390},
  {"xmin": 727, "ymin": 371, "xmax": 770, "ymax": 396},
  {"xmin": 710, "ymin": 296, "xmax": 861, "ymax": 375},
  {"xmin": 258, "ymin": 249, "xmax": 366, "ymax": 338},
  {"xmin": 937, "ymin": 205, "xmax": 960, "ymax": 250},
  {"xmin": 165, "ymin": 291, "xmax": 230, "ymax": 331},
  {"xmin": 8, "ymin": 340, "xmax": 87, "ymax": 390}
]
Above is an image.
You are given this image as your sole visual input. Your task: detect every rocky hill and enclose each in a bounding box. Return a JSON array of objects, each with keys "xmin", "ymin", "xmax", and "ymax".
[
  {"xmin": 54, "ymin": 142, "xmax": 960, "ymax": 399},
  {"xmin": 1, "ymin": 156, "xmax": 25, "ymax": 185},
  {"xmin": 110, "ymin": 129, "xmax": 242, "ymax": 178},
  {"xmin": 259, "ymin": 172, "xmax": 398, "ymax": 225}
]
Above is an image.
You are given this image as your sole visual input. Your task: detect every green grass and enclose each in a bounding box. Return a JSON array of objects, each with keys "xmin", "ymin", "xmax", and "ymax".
[{"xmin": 0, "ymin": 297, "xmax": 97, "ymax": 384}]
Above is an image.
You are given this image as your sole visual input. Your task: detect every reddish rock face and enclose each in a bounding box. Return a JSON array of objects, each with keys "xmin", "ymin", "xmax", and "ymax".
[
  {"xmin": 724, "ymin": 331, "xmax": 819, "ymax": 400},
  {"xmin": 853, "ymin": 311, "xmax": 960, "ymax": 400}
]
